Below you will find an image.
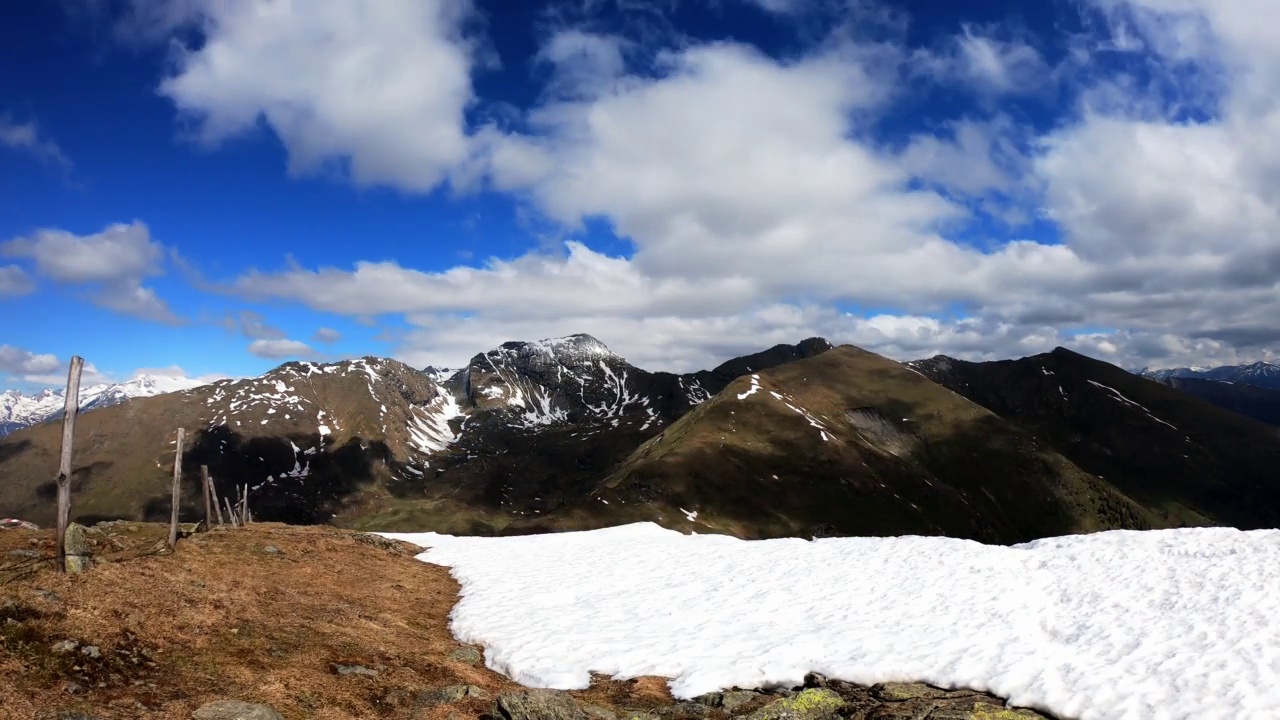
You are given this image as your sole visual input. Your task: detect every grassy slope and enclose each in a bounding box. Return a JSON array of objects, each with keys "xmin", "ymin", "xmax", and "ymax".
[{"xmin": 561, "ymin": 346, "xmax": 1157, "ymax": 543}]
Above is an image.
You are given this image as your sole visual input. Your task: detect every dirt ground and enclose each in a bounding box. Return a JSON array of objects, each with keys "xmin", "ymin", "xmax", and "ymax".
[{"xmin": 0, "ymin": 522, "xmax": 675, "ymax": 720}]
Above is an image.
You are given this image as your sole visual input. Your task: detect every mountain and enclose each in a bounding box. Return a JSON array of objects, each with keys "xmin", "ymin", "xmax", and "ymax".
[
  {"xmin": 0, "ymin": 374, "xmax": 210, "ymax": 437},
  {"xmin": 549, "ymin": 345, "xmax": 1157, "ymax": 543},
  {"xmin": 0, "ymin": 336, "xmax": 833, "ymax": 532},
  {"xmin": 910, "ymin": 348, "xmax": 1280, "ymax": 529},
  {"xmin": 1145, "ymin": 376, "xmax": 1280, "ymax": 427},
  {"xmin": 1139, "ymin": 361, "xmax": 1280, "ymax": 391}
]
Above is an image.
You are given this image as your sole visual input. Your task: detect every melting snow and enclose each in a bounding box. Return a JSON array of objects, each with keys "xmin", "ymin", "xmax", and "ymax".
[
  {"xmin": 736, "ymin": 375, "xmax": 762, "ymax": 400},
  {"xmin": 384, "ymin": 523, "xmax": 1280, "ymax": 720},
  {"xmin": 408, "ymin": 390, "xmax": 464, "ymax": 455}
]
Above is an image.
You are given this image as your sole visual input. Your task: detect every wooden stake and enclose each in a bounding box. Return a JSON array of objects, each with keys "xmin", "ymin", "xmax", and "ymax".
[
  {"xmin": 54, "ymin": 356, "xmax": 84, "ymax": 572},
  {"xmin": 168, "ymin": 428, "xmax": 185, "ymax": 549},
  {"xmin": 208, "ymin": 472, "xmax": 225, "ymax": 527},
  {"xmin": 224, "ymin": 497, "xmax": 239, "ymax": 528},
  {"xmin": 201, "ymin": 465, "xmax": 213, "ymax": 531},
  {"xmin": 240, "ymin": 485, "xmax": 249, "ymax": 526}
]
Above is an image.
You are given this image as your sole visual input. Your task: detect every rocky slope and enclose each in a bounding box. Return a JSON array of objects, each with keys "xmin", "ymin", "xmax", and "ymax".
[
  {"xmin": 0, "ymin": 374, "xmax": 209, "ymax": 437},
  {"xmin": 911, "ymin": 348, "xmax": 1280, "ymax": 530}
]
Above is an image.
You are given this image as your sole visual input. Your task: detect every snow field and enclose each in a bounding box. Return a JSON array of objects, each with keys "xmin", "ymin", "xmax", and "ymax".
[{"xmin": 382, "ymin": 523, "xmax": 1280, "ymax": 720}]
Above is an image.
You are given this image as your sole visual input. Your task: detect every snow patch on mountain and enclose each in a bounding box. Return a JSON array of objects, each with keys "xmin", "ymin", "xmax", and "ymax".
[{"xmin": 1, "ymin": 374, "xmax": 209, "ymax": 436}]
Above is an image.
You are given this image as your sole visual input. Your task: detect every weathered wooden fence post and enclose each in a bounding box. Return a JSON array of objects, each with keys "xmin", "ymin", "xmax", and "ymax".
[
  {"xmin": 54, "ymin": 356, "xmax": 84, "ymax": 572},
  {"xmin": 167, "ymin": 428, "xmax": 185, "ymax": 549},
  {"xmin": 210, "ymin": 477, "xmax": 225, "ymax": 527},
  {"xmin": 201, "ymin": 464, "xmax": 213, "ymax": 530}
]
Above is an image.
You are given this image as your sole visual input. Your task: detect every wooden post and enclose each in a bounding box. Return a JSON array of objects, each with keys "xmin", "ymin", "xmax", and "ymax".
[
  {"xmin": 168, "ymin": 428, "xmax": 185, "ymax": 549},
  {"xmin": 210, "ymin": 478, "xmax": 225, "ymax": 527},
  {"xmin": 224, "ymin": 497, "xmax": 239, "ymax": 528},
  {"xmin": 240, "ymin": 485, "xmax": 249, "ymax": 526},
  {"xmin": 200, "ymin": 465, "xmax": 213, "ymax": 531},
  {"xmin": 54, "ymin": 356, "xmax": 84, "ymax": 572}
]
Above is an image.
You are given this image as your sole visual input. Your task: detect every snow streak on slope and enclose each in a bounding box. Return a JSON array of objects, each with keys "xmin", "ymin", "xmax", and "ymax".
[
  {"xmin": 1087, "ymin": 380, "xmax": 1180, "ymax": 431},
  {"xmin": 409, "ymin": 390, "xmax": 464, "ymax": 456},
  {"xmin": 383, "ymin": 524, "xmax": 1280, "ymax": 720}
]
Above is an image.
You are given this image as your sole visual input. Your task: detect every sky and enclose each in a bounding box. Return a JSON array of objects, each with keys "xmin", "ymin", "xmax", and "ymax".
[{"xmin": 2, "ymin": 0, "xmax": 1279, "ymax": 390}]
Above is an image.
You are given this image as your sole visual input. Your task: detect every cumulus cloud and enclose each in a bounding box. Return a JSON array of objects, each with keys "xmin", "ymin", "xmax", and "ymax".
[
  {"xmin": 0, "ymin": 345, "xmax": 110, "ymax": 386},
  {"xmin": 114, "ymin": 0, "xmax": 1280, "ymax": 371},
  {"xmin": 157, "ymin": 0, "xmax": 479, "ymax": 192},
  {"xmin": 247, "ymin": 338, "xmax": 314, "ymax": 359},
  {"xmin": 1, "ymin": 222, "xmax": 181, "ymax": 323}
]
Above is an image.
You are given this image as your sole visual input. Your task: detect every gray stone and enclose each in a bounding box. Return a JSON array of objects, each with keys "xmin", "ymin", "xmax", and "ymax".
[
  {"xmin": 64, "ymin": 523, "xmax": 92, "ymax": 574},
  {"xmin": 262, "ymin": 545, "xmax": 282, "ymax": 555},
  {"xmin": 721, "ymin": 691, "xmax": 760, "ymax": 711},
  {"xmin": 332, "ymin": 663, "xmax": 378, "ymax": 676},
  {"xmin": 417, "ymin": 684, "xmax": 489, "ymax": 707},
  {"xmin": 79, "ymin": 645, "xmax": 101, "ymax": 659},
  {"xmin": 746, "ymin": 689, "xmax": 844, "ymax": 720},
  {"xmin": 6, "ymin": 548, "xmax": 41, "ymax": 560},
  {"xmin": 353, "ymin": 532, "xmax": 408, "ymax": 553},
  {"xmin": 449, "ymin": 646, "xmax": 484, "ymax": 665},
  {"xmin": 871, "ymin": 683, "xmax": 951, "ymax": 701},
  {"xmin": 584, "ymin": 706, "xmax": 619, "ymax": 720},
  {"xmin": 50, "ymin": 639, "xmax": 79, "ymax": 654},
  {"xmin": 192, "ymin": 700, "xmax": 285, "ymax": 720},
  {"xmin": 494, "ymin": 689, "xmax": 587, "ymax": 720},
  {"xmin": 36, "ymin": 589, "xmax": 62, "ymax": 604},
  {"xmin": 657, "ymin": 702, "xmax": 711, "ymax": 719}
]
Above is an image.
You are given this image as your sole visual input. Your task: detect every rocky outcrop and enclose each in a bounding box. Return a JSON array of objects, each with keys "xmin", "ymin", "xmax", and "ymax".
[{"xmin": 63, "ymin": 523, "xmax": 92, "ymax": 574}]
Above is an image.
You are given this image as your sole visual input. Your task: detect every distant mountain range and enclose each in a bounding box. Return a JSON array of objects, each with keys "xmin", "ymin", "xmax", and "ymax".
[
  {"xmin": 2, "ymin": 337, "xmax": 1278, "ymax": 543},
  {"xmin": 1136, "ymin": 361, "xmax": 1280, "ymax": 427},
  {"xmin": 1138, "ymin": 361, "xmax": 1280, "ymax": 390},
  {"xmin": 0, "ymin": 374, "xmax": 209, "ymax": 436}
]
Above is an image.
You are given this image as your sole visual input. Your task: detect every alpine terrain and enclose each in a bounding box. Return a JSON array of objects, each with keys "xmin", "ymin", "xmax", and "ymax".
[{"xmin": 0, "ymin": 374, "xmax": 209, "ymax": 437}]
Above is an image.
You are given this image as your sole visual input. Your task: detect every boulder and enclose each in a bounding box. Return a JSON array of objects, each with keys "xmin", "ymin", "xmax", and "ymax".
[
  {"xmin": 331, "ymin": 663, "xmax": 378, "ymax": 676},
  {"xmin": 63, "ymin": 523, "xmax": 92, "ymax": 574},
  {"xmin": 449, "ymin": 646, "xmax": 484, "ymax": 665},
  {"xmin": 746, "ymin": 689, "xmax": 844, "ymax": 720},
  {"xmin": 417, "ymin": 684, "xmax": 489, "ymax": 707},
  {"xmin": 494, "ymin": 689, "xmax": 587, "ymax": 720},
  {"xmin": 192, "ymin": 700, "xmax": 285, "ymax": 720}
]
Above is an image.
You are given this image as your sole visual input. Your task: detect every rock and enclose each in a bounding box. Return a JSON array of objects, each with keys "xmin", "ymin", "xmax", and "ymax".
[
  {"xmin": 616, "ymin": 714, "xmax": 658, "ymax": 720},
  {"xmin": 36, "ymin": 589, "xmax": 62, "ymax": 604},
  {"xmin": 656, "ymin": 702, "xmax": 711, "ymax": 718},
  {"xmin": 417, "ymin": 684, "xmax": 489, "ymax": 707},
  {"xmin": 192, "ymin": 699, "xmax": 286, "ymax": 720},
  {"xmin": 51, "ymin": 639, "xmax": 79, "ymax": 654},
  {"xmin": 6, "ymin": 548, "xmax": 41, "ymax": 560},
  {"xmin": 746, "ymin": 689, "xmax": 844, "ymax": 720},
  {"xmin": 721, "ymin": 691, "xmax": 760, "ymax": 711},
  {"xmin": 925, "ymin": 703, "xmax": 1049, "ymax": 720},
  {"xmin": 64, "ymin": 523, "xmax": 92, "ymax": 574},
  {"xmin": 353, "ymin": 532, "xmax": 409, "ymax": 554},
  {"xmin": 871, "ymin": 683, "xmax": 951, "ymax": 701},
  {"xmin": 80, "ymin": 645, "xmax": 101, "ymax": 659},
  {"xmin": 449, "ymin": 646, "xmax": 484, "ymax": 665},
  {"xmin": 494, "ymin": 689, "xmax": 587, "ymax": 720},
  {"xmin": 331, "ymin": 663, "xmax": 378, "ymax": 676},
  {"xmin": 584, "ymin": 706, "xmax": 618, "ymax": 720},
  {"xmin": 803, "ymin": 673, "xmax": 829, "ymax": 688},
  {"xmin": 262, "ymin": 545, "xmax": 282, "ymax": 555}
]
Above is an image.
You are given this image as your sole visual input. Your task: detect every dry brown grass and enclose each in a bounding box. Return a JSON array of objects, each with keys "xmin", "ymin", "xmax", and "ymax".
[{"xmin": 0, "ymin": 523, "xmax": 673, "ymax": 720}]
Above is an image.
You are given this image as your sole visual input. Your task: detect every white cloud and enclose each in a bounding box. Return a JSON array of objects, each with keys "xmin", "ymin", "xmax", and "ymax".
[
  {"xmin": 158, "ymin": 0, "xmax": 478, "ymax": 192},
  {"xmin": 1, "ymin": 221, "xmax": 181, "ymax": 323},
  {"xmin": 247, "ymin": 338, "xmax": 314, "ymax": 359},
  {"xmin": 146, "ymin": 0, "xmax": 1280, "ymax": 371},
  {"xmin": 313, "ymin": 327, "xmax": 342, "ymax": 344},
  {"xmin": 0, "ymin": 265, "xmax": 34, "ymax": 296},
  {"xmin": 0, "ymin": 117, "xmax": 71, "ymax": 171},
  {"xmin": 0, "ymin": 345, "xmax": 62, "ymax": 377}
]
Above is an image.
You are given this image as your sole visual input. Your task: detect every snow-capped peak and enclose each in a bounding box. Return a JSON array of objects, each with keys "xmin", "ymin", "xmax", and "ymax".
[{"xmin": 0, "ymin": 374, "xmax": 210, "ymax": 436}]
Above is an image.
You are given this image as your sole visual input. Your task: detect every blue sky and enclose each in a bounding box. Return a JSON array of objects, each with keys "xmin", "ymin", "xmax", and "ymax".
[{"xmin": 2, "ymin": 0, "xmax": 1278, "ymax": 390}]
